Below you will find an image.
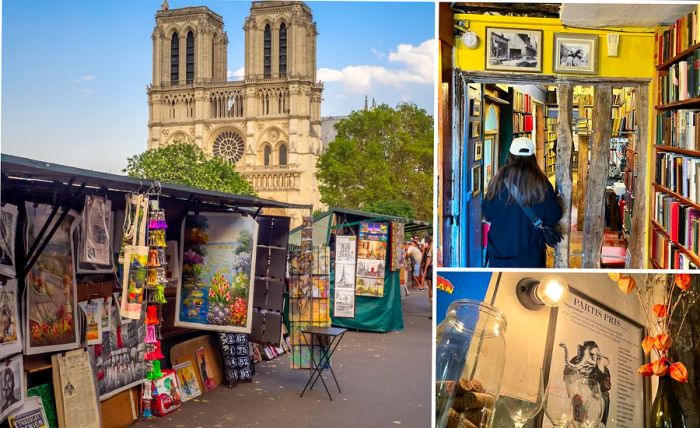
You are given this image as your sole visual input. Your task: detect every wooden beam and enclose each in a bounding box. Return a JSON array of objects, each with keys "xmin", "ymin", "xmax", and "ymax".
[
  {"xmin": 555, "ymin": 83, "xmax": 574, "ymax": 268},
  {"xmin": 582, "ymin": 85, "xmax": 613, "ymax": 267},
  {"xmin": 577, "ymin": 135, "xmax": 590, "ymax": 231},
  {"xmin": 459, "ymin": 70, "xmax": 651, "ymax": 87},
  {"xmin": 453, "ymin": 2, "xmax": 561, "ymax": 17},
  {"xmin": 628, "ymin": 85, "xmax": 649, "ymax": 268}
]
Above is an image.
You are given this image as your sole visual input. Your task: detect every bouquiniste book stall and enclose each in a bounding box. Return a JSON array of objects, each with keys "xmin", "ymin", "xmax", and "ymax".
[
  {"xmin": 0, "ymin": 154, "xmax": 310, "ymax": 426},
  {"xmin": 289, "ymin": 208, "xmax": 431, "ymax": 333}
]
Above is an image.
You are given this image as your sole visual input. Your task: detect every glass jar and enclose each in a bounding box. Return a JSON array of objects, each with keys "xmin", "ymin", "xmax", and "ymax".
[{"xmin": 436, "ymin": 300, "xmax": 507, "ymax": 428}]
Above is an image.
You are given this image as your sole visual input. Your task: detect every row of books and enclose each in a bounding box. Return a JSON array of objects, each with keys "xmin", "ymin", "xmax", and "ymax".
[
  {"xmin": 512, "ymin": 90, "xmax": 532, "ymax": 113},
  {"xmin": 513, "ymin": 112, "xmax": 533, "ymax": 133},
  {"xmin": 655, "ymin": 153, "xmax": 700, "ymax": 201},
  {"xmin": 654, "ymin": 192, "xmax": 700, "ymax": 247},
  {"xmin": 658, "ymin": 53, "xmax": 700, "ymax": 104},
  {"xmin": 657, "ymin": 10, "xmax": 700, "ymax": 65},
  {"xmin": 651, "ymin": 229, "xmax": 699, "ymax": 269},
  {"xmin": 656, "ymin": 109, "xmax": 700, "ymax": 150}
]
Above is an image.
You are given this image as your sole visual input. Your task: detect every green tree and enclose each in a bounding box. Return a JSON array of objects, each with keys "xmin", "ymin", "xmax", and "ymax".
[
  {"xmin": 316, "ymin": 103, "xmax": 433, "ymax": 220},
  {"xmin": 123, "ymin": 142, "xmax": 254, "ymax": 195}
]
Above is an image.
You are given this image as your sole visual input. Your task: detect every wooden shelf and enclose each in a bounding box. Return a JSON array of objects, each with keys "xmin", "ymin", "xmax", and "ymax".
[
  {"xmin": 655, "ymin": 97, "xmax": 700, "ymax": 110},
  {"xmin": 650, "ymin": 219, "xmax": 700, "ymax": 266},
  {"xmin": 654, "ymin": 144, "xmax": 700, "ymax": 156},
  {"xmin": 656, "ymin": 42, "xmax": 700, "ymax": 70},
  {"xmin": 513, "ymin": 110, "xmax": 532, "ymax": 115},
  {"xmin": 24, "ymin": 358, "xmax": 52, "ymax": 374},
  {"xmin": 513, "ymin": 131, "xmax": 531, "ymax": 135},
  {"xmin": 652, "ymin": 182, "xmax": 700, "ymax": 211}
]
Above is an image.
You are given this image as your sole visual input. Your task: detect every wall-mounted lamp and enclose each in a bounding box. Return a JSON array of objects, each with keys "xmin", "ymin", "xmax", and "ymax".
[
  {"xmin": 516, "ymin": 275, "xmax": 569, "ymax": 311},
  {"xmin": 455, "ymin": 20, "xmax": 479, "ymax": 49}
]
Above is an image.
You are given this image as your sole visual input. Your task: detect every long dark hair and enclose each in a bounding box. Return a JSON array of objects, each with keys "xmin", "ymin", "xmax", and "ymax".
[{"xmin": 485, "ymin": 154, "xmax": 551, "ymax": 206}]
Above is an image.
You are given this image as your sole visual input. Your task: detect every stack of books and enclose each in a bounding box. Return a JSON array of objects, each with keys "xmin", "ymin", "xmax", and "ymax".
[
  {"xmin": 656, "ymin": 109, "xmax": 700, "ymax": 148},
  {"xmin": 655, "ymin": 152, "xmax": 700, "ymax": 200},
  {"xmin": 657, "ymin": 10, "xmax": 700, "ymax": 64}
]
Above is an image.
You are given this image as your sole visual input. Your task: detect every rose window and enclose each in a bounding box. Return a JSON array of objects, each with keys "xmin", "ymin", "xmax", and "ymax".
[{"xmin": 212, "ymin": 131, "xmax": 245, "ymax": 163}]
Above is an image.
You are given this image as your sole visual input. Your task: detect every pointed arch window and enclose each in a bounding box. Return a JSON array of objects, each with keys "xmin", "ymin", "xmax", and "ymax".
[
  {"xmin": 171, "ymin": 32, "xmax": 179, "ymax": 85},
  {"xmin": 279, "ymin": 144, "xmax": 287, "ymax": 166},
  {"xmin": 279, "ymin": 23, "xmax": 287, "ymax": 77},
  {"xmin": 186, "ymin": 31, "xmax": 195, "ymax": 84},
  {"xmin": 264, "ymin": 145, "xmax": 272, "ymax": 166},
  {"xmin": 263, "ymin": 24, "xmax": 271, "ymax": 78}
]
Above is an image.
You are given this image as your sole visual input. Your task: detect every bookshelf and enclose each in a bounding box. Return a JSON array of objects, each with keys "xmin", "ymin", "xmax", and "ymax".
[
  {"xmin": 512, "ymin": 89, "xmax": 533, "ymax": 135},
  {"xmin": 545, "ymin": 116, "xmax": 557, "ymax": 177},
  {"xmin": 651, "ymin": 15, "xmax": 700, "ymax": 269}
]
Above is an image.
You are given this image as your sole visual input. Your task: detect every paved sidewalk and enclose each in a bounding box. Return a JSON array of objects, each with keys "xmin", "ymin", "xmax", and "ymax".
[{"xmin": 136, "ymin": 290, "xmax": 432, "ymax": 428}]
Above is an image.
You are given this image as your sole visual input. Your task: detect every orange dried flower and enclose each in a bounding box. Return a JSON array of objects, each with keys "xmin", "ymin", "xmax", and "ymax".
[
  {"xmin": 675, "ymin": 274, "xmax": 691, "ymax": 291},
  {"xmin": 607, "ymin": 273, "xmax": 623, "ymax": 282},
  {"xmin": 638, "ymin": 363, "xmax": 654, "ymax": 376},
  {"xmin": 652, "ymin": 358, "xmax": 669, "ymax": 377},
  {"xmin": 669, "ymin": 362, "xmax": 689, "ymax": 383},
  {"xmin": 653, "ymin": 304, "xmax": 667, "ymax": 318},
  {"xmin": 617, "ymin": 276, "xmax": 637, "ymax": 294},
  {"xmin": 641, "ymin": 336, "xmax": 655, "ymax": 355},
  {"xmin": 654, "ymin": 333, "xmax": 673, "ymax": 351}
]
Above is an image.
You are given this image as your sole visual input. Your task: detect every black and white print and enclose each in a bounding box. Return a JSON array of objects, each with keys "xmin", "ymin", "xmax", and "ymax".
[
  {"xmin": 486, "ymin": 27, "xmax": 542, "ymax": 72},
  {"xmin": 553, "ymin": 33, "xmax": 598, "ymax": 74}
]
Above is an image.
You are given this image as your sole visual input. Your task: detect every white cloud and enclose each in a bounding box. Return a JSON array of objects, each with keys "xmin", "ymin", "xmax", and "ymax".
[
  {"xmin": 371, "ymin": 47, "xmax": 386, "ymax": 60},
  {"xmin": 227, "ymin": 67, "xmax": 245, "ymax": 80},
  {"xmin": 82, "ymin": 88, "xmax": 94, "ymax": 94},
  {"xmin": 74, "ymin": 75, "xmax": 95, "ymax": 83},
  {"xmin": 318, "ymin": 39, "xmax": 435, "ymax": 93}
]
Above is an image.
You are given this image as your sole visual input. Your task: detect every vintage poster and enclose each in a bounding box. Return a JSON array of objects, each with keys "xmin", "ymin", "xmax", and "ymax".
[
  {"xmin": 194, "ymin": 347, "xmax": 216, "ymax": 392},
  {"xmin": 90, "ymin": 301, "xmax": 145, "ymax": 400},
  {"xmin": 389, "ymin": 221, "xmax": 405, "ymax": 271},
  {"xmin": 120, "ymin": 245, "xmax": 148, "ymax": 320},
  {"xmin": 333, "ymin": 235, "xmax": 356, "ymax": 318},
  {"xmin": 0, "ymin": 354, "xmax": 24, "ymax": 423},
  {"xmin": 52, "ymin": 349, "xmax": 100, "ymax": 428},
  {"xmin": 355, "ymin": 221, "xmax": 387, "ymax": 298},
  {"xmin": 0, "ymin": 204, "xmax": 18, "ymax": 278},
  {"xmin": 8, "ymin": 396, "xmax": 48, "ymax": 428},
  {"xmin": 176, "ymin": 212, "xmax": 258, "ymax": 333},
  {"xmin": 173, "ymin": 361, "xmax": 202, "ymax": 402},
  {"xmin": 312, "ymin": 246, "xmax": 330, "ymax": 275},
  {"xmin": 543, "ymin": 288, "xmax": 645, "ymax": 428},
  {"xmin": 24, "ymin": 203, "xmax": 80, "ymax": 355},
  {"xmin": 0, "ymin": 279, "xmax": 22, "ymax": 359},
  {"xmin": 78, "ymin": 299, "xmax": 103, "ymax": 346},
  {"xmin": 217, "ymin": 332, "xmax": 253, "ymax": 387}
]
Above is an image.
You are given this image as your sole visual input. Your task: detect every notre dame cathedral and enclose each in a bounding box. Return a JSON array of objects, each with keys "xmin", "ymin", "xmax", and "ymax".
[{"xmin": 147, "ymin": 1, "xmax": 323, "ymax": 225}]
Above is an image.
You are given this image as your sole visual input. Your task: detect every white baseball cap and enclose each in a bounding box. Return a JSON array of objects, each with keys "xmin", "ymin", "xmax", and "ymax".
[{"xmin": 510, "ymin": 137, "xmax": 535, "ymax": 156}]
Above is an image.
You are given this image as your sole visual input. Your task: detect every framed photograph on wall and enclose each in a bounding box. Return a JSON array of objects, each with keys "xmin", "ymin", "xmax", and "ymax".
[
  {"xmin": 541, "ymin": 287, "xmax": 648, "ymax": 428},
  {"xmin": 471, "ymin": 165, "xmax": 482, "ymax": 196},
  {"xmin": 471, "ymin": 121, "xmax": 481, "ymax": 139},
  {"xmin": 486, "ymin": 27, "xmax": 542, "ymax": 72},
  {"xmin": 474, "ymin": 139, "xmax": 483, "ymax": 161},
  {"xmin": 553, "ymin": 33, "xmax": 598, "ymax": 75},
  {"xmin": 471, "ymin": 99, "xmax": 481, "ymax": 117}
]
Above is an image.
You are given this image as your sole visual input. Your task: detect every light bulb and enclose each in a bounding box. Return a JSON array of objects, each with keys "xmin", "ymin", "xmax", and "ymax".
[{"xmin": 536, "ymin": 275, "xmax": 569, "ymax": 307}]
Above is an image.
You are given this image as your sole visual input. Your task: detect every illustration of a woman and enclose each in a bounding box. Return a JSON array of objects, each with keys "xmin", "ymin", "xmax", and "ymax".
[{"xmin": 561, "ymin": 340, "xmax": 611, "ymax": 424}]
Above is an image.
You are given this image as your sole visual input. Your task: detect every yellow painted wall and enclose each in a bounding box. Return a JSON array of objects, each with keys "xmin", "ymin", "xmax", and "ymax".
[{"xmin": 454, "ymin": 14, "xmax": 656, "ymax": 78}]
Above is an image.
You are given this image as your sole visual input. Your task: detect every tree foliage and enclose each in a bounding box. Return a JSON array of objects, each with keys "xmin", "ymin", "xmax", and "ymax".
[
  {"xmin": 123, "ymin": 142, "xmax": 255, "ymax": 195},
  {"xmin": 316, "ymin": 103, "xmax": 433, "ymax": 221}
]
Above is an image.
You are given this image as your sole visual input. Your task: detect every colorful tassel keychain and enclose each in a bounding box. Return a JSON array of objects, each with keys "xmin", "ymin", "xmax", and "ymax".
[
  {"xmin": 145, "ymin": 325, "xmax": 158, "ymax": 344},
  {"xmin": 146, "ymin": 305, "xmax": 159, "ymax": 325},
  {"xmin": 154, "ymin": 284, "xmax": 166, "ymax": 304},
  {"xmin": 147, "ymin": 249, "xmax": 160, "ymax": 267},
  {"xmin": 147, "ymin": 360, "xmax": 163, "ymax": 380},
  {"xmin": 142, "ymin": 381, "xmax": 153, "ymax": 418}
]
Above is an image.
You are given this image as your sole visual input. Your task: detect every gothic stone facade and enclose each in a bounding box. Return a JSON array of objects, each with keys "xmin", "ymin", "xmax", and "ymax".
[{"xmin": 147, "ymin": 2, "xmax": 323, "ymax": 226}]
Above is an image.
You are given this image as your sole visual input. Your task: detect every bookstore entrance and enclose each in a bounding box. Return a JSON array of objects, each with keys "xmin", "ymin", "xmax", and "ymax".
[{"xmin": 445, "ymin": 71, "xmax": 650, "ymax": 269}]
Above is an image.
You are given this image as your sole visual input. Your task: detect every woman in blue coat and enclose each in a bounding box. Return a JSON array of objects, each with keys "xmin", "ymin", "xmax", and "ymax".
[{"xmin": 482, "ymin": 137, "xmax": 563, "ymax": 267}]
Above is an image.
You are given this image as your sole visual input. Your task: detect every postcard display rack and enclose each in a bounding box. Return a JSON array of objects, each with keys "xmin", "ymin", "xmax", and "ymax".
[
  {"xmin": 652, "ymin": 14, "xmax": 700, "ymax": 269},
  {"xmin": 289, "ymin": 217, "xmax": 331, "ymax": 369}
]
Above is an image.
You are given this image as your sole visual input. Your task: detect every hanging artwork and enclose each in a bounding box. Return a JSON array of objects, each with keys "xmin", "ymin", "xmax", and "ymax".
[
  {"xmin": 176, "ymin": 212, "xmax": 258, "ymax": 333},
  {"xmin": 173, "ymin": 361, "xmax": 201, "ymax": 402},
  {"xmin": 120, "ymin": 245, "xmax": 149, "ymax": 320},
  {"xmin": 0, "ymin": 280, "xmax": 21, "ymax": 359},
  {"xmin": 355, "ymin": 221, "xmax": 388, "ymax": 298},
  {"xmin": 90, "ymin": 301, "xmax": 146, "ymax": 400},
  {"xmin": 81, "ymin": 195, "xmax": 112, "ymax": 266},
  {"xmin": 0, "ymin": 204, "xmax": 18, "ymax": 278},
  {"xmin": 0, "ymin": 354, "xmax": 24, "ymax": 423},
  {"xmin": 389, "ymin": 222, "xmax": 404, "ymax": 272},
  {"xmin": 333, "ymin": 236, "xmax": 356, "ymax": 318},
  {"xmin": 51, "ymin": 349, "xmax": 100, "ymax": 428},
  {"xmin": 24, "ymin": 203, "xmax": 79, "ymax": 355},
  {"xmin": 78, "ymin": 299, "xmax": 103, "ymax": 346}
]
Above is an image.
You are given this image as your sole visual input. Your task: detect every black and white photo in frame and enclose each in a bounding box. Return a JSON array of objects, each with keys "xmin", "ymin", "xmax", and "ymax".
[
  {"xmin": 0, "ymin": 353, "xmax": 24, "ymax": 422},
  {"xmin": 553, "ymin": 33, "xmax": 598, "ymax": 75},
  {"xmin": 486, "ymin": 27, "xmax": 542, "ymax": 72}
]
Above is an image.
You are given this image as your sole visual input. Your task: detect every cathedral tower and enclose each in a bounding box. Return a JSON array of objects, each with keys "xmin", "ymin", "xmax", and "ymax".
[{"xmin": 147, "ymin": 1, "xmax": 324, "ymax": 227}]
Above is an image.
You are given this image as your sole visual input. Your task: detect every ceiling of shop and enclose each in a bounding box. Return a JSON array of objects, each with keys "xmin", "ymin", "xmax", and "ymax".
[{"xmin": 560, "ymin": 3, "xmax": 697, "ymax": 28}]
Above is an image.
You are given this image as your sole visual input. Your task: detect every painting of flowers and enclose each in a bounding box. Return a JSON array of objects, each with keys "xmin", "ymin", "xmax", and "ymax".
[
  {"xmin": 176, "ymin": 212, "xmax": 258, "ymax": 333},
  {"xmin": 24, "ymin": 203, "xmax": 80, "ymax": 355}
]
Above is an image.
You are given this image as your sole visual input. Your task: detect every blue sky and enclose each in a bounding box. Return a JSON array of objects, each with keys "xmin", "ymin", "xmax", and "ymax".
[{"xmin": 1, "ymin": 1, "xmax": 435, "ymax": 173}]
